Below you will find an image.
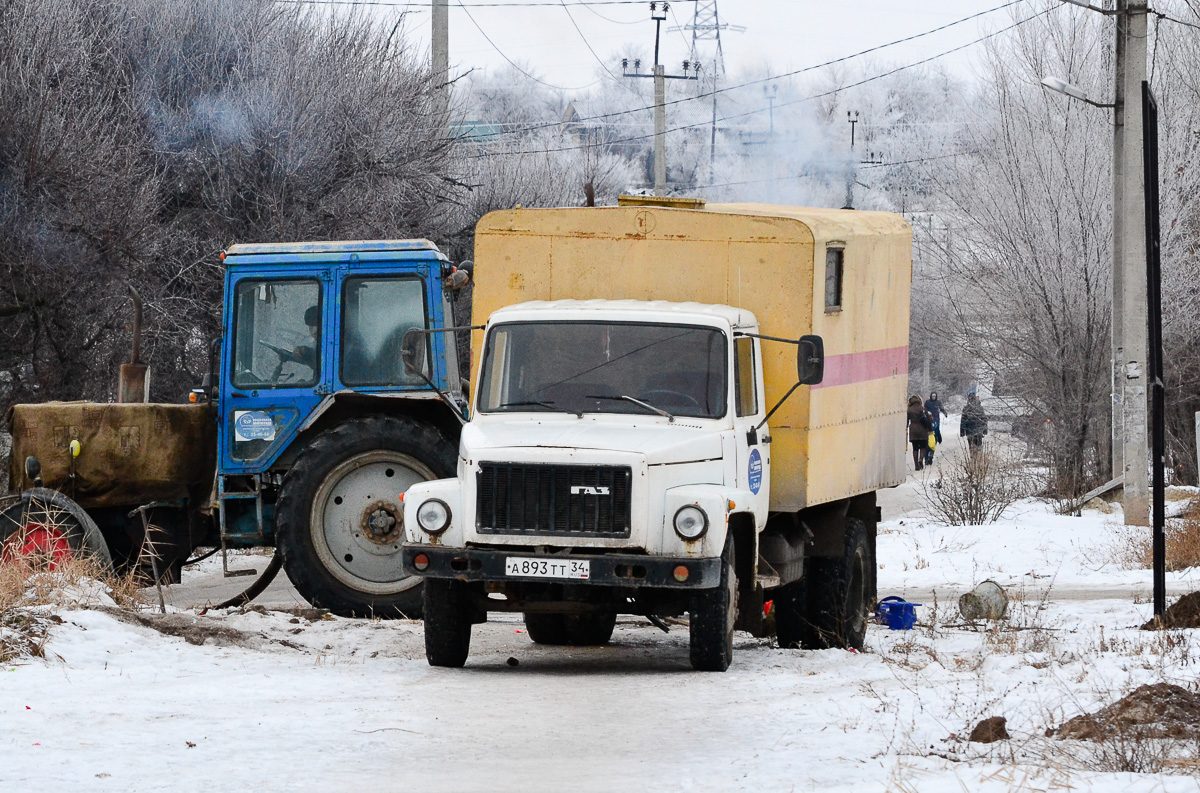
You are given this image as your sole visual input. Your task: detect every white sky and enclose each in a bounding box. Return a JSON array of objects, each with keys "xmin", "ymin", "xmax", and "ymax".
[{"xmin": 378, "ymin": 0, "xmax": 1024, "ymax": 90}]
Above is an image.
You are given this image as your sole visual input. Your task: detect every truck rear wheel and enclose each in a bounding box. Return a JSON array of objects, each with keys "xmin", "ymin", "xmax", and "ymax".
[
  {"xmin": 1, "ymin": 489, "xmax": 112, "ymax": 571},
  {"xmin": 424, "ymin": 578, "xmax": 472, "ymax": 667},
  {"xmin": 276, "ymin": 416, "xmax": 456, "ymax": 618},
  {"xmin": 779, "ymin": 518, "xmax": 869, "ymax": 651},
  {"xmin": 524, "ymin": 611, "xmax": 617, "ymax": 646},
  {"xmin": 689, "ymin": 536, "xmax": 737, "ymax": 672}
]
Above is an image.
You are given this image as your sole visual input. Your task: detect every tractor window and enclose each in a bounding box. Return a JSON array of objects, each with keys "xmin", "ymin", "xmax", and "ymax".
[
  {"xmin": 341, "ymin": 276, "xmax": 428, "ymax": 387},
  {"xmin": 231, "ymin": 279, "xmax": 322, "ymax": 389}
]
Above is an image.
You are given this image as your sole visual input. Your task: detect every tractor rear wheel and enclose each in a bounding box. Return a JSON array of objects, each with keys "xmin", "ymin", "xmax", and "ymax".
[
  {"xmin": 276, "ymin": 416, "xmax": 456, "ymax": 618},
  {"xmin": 0, "ymin": 489, "xmax": 112, "ymax": 571}
]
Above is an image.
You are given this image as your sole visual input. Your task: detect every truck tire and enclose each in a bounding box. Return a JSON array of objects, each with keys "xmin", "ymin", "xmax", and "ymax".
[
  {"xmin": 689, "ymin": 536, "xmax": 737, "ymax": 672},
  {"xmin": 276, "ymin": 416, "xmax": 456, "ymax": 618},
  {"xmin": 524, "ymin": 611, "xmax": 617, "ymax": 646},
  {"xmin": 1, "ymin": 488, "xmax": 112, "ymax": 571},
  {"xmin": 523, "ymin": 613, "xmax": 569, "ymax": 645},
  {"xmin": 424, "ymin": 578, "xmax": 472, "ymax": 667},
  {"xmin": 790, "ymin": 518, "xmax": 870, "ymax": 651}
]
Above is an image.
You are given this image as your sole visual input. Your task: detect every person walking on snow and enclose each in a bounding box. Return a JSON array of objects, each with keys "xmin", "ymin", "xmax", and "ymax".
[
  {"xmin": 907, "ymin": 394, "xmax": 932, "ymax": 471},
  {"xmin": 960, "ymin": 392, "xmax": 989, "ymax": 457},
  {"xmin": 923, "ymin": 391, "xmax": 944, "ymax": 466}
]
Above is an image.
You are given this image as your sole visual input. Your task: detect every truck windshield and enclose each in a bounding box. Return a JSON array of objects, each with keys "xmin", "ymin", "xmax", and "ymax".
[{"xmin": 477, "ymin": 321, "xmax": 728, "ymax": 419}]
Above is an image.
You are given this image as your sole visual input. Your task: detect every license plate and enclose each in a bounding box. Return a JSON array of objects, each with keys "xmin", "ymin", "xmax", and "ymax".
[{"xmin": 504, "ymin": 557, "xmax": 590, "ymax": 580}]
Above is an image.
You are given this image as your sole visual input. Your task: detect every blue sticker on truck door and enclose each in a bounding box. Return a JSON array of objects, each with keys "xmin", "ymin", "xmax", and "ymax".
[{"xmin": 748, "ymin": 448, "xmax": 763, "ymax": 494}]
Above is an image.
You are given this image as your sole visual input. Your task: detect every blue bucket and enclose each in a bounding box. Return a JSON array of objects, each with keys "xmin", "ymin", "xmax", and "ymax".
[{"xmin": 875, "ymin": 596, "xmax": 920, "ymax": 630}]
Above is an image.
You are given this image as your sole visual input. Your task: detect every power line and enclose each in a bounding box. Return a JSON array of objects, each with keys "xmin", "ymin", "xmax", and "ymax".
[
  {"xmin": 483, "ymin": 0, "xmax": 1025, "ymax": 140},
  {"xmin": 456, "ymin": 0, "xmax": 600, "ymax": 90},
  {"xmin": 1157, "ymin": 10, "xmax": 1200, "ymax": 31},
  {"xmin": 473, "ymin": 5, "xmax": 1057, "ymax": 158},
  {"xmin": 558, "ymin": 0, "xmax": 621, "ymax": 79}
]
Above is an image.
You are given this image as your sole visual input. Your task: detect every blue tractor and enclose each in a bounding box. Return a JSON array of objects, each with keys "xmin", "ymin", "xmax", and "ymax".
[{"xmin": 4, "ymin": 240, "xmax": 469, "ymax": 617}]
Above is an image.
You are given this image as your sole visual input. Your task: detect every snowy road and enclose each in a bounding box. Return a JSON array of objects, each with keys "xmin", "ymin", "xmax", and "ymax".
[{"xmin": 4, "ymin": 475, "xmax": 1199, "ymax": 791}]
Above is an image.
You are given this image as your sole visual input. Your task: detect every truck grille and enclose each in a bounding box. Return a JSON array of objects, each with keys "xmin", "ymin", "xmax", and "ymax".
[{"xmin": 476, "ymin": 463, "xmax": 633, "ymax": 538}]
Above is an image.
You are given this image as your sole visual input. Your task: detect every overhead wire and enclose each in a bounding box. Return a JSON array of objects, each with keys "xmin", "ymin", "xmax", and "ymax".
[
  {"xmin": 473, "ymin": 4, "xmax": 1059, "ymax": 158},
  {"xmin": 481, "ymin": 0, "xmax": 1026, "ymax": 140},
  {"xmin": 1157, "ymin": 10, "xmax": 1200, "ymax": 31},
  {"xmin": 456, "ymin": 0, "xmax": 600, "ymax": 89},
  {"xmin": 558, "ymin": 0, "xmax": 621, "ymax": 79}
]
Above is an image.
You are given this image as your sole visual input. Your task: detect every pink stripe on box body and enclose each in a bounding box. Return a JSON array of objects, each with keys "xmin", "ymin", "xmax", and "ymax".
[{"xmin": 811, "ymin": 345, "xmax": 908, "ymax": 390}]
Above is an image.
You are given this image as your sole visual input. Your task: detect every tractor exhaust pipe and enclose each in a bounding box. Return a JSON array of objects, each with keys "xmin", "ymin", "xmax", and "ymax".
[{"xmin": 118, "ymin": 285, "xmax": 150, "ymax": 403}]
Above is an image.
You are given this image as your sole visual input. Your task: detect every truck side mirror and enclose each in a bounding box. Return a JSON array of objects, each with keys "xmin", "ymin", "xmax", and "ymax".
[
  {"xmin": 401, "ymin": 328, "xmax": 428, "ymax": 377},
  {"xmin": 797, "ymin": 335, "xmax": 824, "ymax": 385}
]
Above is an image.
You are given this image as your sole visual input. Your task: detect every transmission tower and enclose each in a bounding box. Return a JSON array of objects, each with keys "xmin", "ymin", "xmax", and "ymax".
[
  {"xmin": 674, "ymin": 1, "xmax": 743, "ymax": 178},
  {"xmin": 682, "ymin": 1, "xmax": 743, "ymax": 77}
]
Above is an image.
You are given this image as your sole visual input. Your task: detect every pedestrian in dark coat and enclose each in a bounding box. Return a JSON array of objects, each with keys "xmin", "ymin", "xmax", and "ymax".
[
  {"xmin": 960, "ymin": 393, "xmax": 989, "ymax": 457},
  {"xmin": 907, "ymin": 394, "xmax": 932, "ymax": 471},
  {"xmin": 923, "ymin": 391, "xmax": 944, "ymax": 465}
]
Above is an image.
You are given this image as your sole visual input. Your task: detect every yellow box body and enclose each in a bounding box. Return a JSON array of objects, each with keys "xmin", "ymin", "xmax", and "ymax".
[{"xmin": 471, "ymin": 203, "xmax": 912, "ymax": 511}]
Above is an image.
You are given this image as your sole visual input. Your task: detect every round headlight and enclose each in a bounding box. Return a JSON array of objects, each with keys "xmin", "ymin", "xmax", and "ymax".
[
  {"xmin": 673, "ymin": 505, "xmax": 708, "ymax": 541},
  {"xmin": 416, "ymin": 499, "xmax": 451, "ymax": 534}
]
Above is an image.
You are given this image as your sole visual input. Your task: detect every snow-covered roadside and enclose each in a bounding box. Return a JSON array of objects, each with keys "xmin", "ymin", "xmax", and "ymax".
[{"xmin": 2, "ymin": 498, "xmax": 1199, "ymax": 792}]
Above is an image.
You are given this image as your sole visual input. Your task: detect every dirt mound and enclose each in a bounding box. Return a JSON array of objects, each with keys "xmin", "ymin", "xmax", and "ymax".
[
  {"xmin": 1054, "ymin": 683, "xmax": 1200, "ymax": 740},
  {"xmin": 98, "ymin": 607, "xmax": 252, "ymax": 647},
  {"xmin": 1141, "ymin": 592, "xmax": 1200, "ymax": 630}
]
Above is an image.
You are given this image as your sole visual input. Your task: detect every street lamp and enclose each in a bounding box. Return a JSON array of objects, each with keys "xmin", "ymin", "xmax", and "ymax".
[{"xmin": 1039, "ymin": 75, "xmax": 1114, "ymax": 108}]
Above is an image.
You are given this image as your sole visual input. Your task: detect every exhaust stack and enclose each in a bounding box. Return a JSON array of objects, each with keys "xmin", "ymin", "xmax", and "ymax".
[{"xmin": 118, "ymin": 285, "xmax": 150, "ymax": 403}]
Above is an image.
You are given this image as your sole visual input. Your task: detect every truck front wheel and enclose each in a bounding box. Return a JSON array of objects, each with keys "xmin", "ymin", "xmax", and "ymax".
[
  {"xmin": 424, "ymin": 578, "xmax": 473, "ymax": 667},
  {"xmin": 689, "ymin": 537, "xmax": 737, "ymax": 672},
  {"xmin": 276, "ymin": 416, "xmax": 456, "ymax": 618}
]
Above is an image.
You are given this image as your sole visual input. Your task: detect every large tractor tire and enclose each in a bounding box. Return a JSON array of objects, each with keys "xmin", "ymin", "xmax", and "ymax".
[
  {"xmin": 275, "ymin": 416, "xmax": 456, "ymax": 618},
  {"xmin": 689, "ymin": 536, "xmax": 737, "ymax": 672},
  {"xmin": 777, "ymin": 518, "xmax": 870, "ymax": 651},
  {"xmin": 0, "ymin": 488, "xmax": 112, "ymax": 571}
]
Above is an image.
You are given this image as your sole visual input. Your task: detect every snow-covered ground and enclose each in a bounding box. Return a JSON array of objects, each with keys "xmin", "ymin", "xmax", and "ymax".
[{"xmin": 3, "ymin": 473, "xmax": 1199, "ymax": 792}]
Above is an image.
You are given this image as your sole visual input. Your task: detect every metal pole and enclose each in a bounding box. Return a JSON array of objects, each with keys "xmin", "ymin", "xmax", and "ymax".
[
  {"xmin": 654, "ymin": 65, "xmax": 667, "ymax": 195},
  {"xmin": 1121, "ymin": 2, "xmax": 1149, "ymax": 527},
  {"xmin": 432, "ymin": 0, "xmax": 450, "ymax": 128},
  {"xmin": 1142, "ymin": 81, "xmax": 1165, "ymax": 619}
]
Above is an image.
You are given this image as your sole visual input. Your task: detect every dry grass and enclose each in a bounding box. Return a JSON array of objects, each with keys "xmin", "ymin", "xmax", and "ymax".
[
  {"xmin": 1, "ymin": 521, "xmax": 148, "ymax": 662},
  {"xmin": 1107, "ymin": 497, "xmax": 1200, "ymax": 571}
]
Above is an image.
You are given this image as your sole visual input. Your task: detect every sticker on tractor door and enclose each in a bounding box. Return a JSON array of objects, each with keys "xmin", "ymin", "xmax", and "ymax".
[
  {"xmin": 748, "ymin": 448, "xmax": 763, "ymax": 494},
  {"xmin": 234, "ymin": 411, "xmax": 276, "ymax": 442}
]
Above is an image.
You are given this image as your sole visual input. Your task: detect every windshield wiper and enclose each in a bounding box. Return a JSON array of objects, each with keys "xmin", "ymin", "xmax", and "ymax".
[
  {"xmin": 586, "ymin": 394, "xmax": 674, "ymax": 422},
  {"xmin": 496, "ymin": 399, "xmax": 582, "ymax": 418}
]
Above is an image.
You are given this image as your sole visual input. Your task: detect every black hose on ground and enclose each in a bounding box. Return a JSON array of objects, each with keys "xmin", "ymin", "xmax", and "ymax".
[
  {"xmin": 181, "ymin": 547, "xmax": 220, "ymax": 566},
  {"xmin": 211, "ymin": 550, "xmax": 284, "ymax": 610}
]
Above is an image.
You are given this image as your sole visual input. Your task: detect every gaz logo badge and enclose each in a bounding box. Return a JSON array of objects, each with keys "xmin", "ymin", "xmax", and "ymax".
[{"xmin": 571, "ymin": 486, "xmax": 609, "ymax": 496}]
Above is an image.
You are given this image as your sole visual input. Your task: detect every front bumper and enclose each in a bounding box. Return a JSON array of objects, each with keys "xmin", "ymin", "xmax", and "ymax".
[{"xmin": 401, "ymin": 545, "xmax": 721, "ymax": 589}]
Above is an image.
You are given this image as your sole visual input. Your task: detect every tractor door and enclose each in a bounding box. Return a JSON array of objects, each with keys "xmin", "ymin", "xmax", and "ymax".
[{"xmin": 218, "ymin": 270, "xmax": 331, "ymax": 474}]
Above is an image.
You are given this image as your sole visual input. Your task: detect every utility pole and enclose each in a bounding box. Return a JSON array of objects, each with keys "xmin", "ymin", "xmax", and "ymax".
[
  {"xmin": 764, "ymin": 84, "xmax": 778, "ymax": 135},
  {"xmin": 1120, "ymin": 1, "xmax": 1149, "ymax": 526},
  {"xmin": 843, "ymin": 110, "xmax": 859, "ymax": 209},
  {"xmin": 622, "ymin": 3, "xmax": 696, "ymax": 196},
  {"xmin": 1044, "ymin": 0, "xmax": 1149, "ymax": 524},
  {"xmin": 1111, "ymin": 0, "xmax": 1126, "ymax": 485},
  {"xmin": 432, "ymin": 0, "xmax": 450, "ymax": 131}
]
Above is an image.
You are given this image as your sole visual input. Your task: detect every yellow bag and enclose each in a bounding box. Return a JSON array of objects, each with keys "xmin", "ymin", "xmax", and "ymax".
[{"xmin": 927, "ymin": 432, "xmax": 937, "ymax": 451}]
